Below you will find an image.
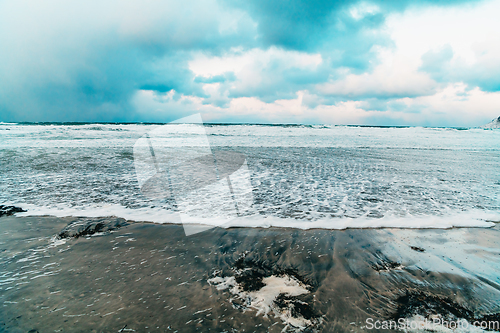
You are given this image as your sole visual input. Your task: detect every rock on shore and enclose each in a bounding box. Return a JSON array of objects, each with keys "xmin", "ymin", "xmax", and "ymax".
[{"xmin": 0, "ymin": 205, "xmax": 26, "ymax": 217}]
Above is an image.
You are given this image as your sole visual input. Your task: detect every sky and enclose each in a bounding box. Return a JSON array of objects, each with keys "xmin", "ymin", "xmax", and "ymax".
[{"xmin": 1, "ymin": 0, "xmax": 500, "ymax": 126}]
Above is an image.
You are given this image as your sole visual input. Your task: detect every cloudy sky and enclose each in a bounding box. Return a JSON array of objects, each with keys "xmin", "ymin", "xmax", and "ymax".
[{"xmin": 1, "ymin": 0, "xmax": 499, "ymax": 126}]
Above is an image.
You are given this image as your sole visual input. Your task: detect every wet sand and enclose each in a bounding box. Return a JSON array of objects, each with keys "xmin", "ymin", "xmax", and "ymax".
[{"xmin": 1, "ymin": 216, "xmax": 499, "ymax": 332}]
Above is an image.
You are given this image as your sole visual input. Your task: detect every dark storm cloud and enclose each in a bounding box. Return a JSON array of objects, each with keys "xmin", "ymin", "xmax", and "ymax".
[{"xmin": 0, "ymin": 0, "xmax": 256, "ymax": 122}]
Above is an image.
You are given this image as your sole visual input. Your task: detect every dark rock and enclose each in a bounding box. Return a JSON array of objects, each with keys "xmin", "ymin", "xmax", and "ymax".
[
  {"xmin": 410, "ymin": 246, "xmax": 425, "ymax": 252},
  {"xmin": 234, "ymin": 257, "xmax": 315, "ymax": 291},
  {"xmin": 477, "ymin": 313, "xmax": 500, "ymax": 331},
  {"xmin": 234, "ymin": 266, "xmax": 266, "ymax": 292},
  {"xmin": 211, "ymin": 257, "xmax": 322, "ymax": 330},
  {"xmin": 275, "ymin": 294, "xmax": 316, "ymax": 320},
  {"xmin": 390, "ymin": 291, "xmax": 500, "ymax": 331},
  {"xmin": 391, "ymin": 291, "xmax": 473, "ymax": 322},
  {"xmin": 58, "ymin": 217, "xmax": 129, "ymax": 239},
  {"xmin": 0, "ymin": 205, "xmax": 26, "ymax": 217}
]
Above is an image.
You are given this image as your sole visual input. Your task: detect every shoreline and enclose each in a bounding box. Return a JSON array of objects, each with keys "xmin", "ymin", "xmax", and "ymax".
[
  {"xmin": 23, "ymin": 215, "xmax": 500, "ymax": 232},
  {"xmin": 12, "ymin": 205, "xmax": 500, "ymax": 230}
]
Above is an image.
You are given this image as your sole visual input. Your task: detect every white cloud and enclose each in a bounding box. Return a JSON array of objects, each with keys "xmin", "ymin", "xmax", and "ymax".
[
  {"xmin": 317, "ymin": 49, "xmax": 436, "ymax": 98},
  {"xmin": 189, "ymin": 47, "xmax": 323, "ymax": 103},
  {"xmin": 399, "ymin": 83, "xmax": 500, "ymax": 126},
  {"xmin": 386, "ymin": 0, "xmax": 500, "ymax": 67},
  {"xmin": 132, "ymin": 82, "xmax": 500, "ymax": 127},
  {"xmin": 189, "ymin": 47, "xmax": 322, "ymax": 78},
  {"xmin": 311, "ymin": 0, "xmax": 500, "ymax": 124}
]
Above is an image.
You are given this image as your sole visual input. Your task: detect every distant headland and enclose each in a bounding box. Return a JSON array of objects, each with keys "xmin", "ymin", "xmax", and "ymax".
[{"xmin": 483, "ymin": 116, "xmax": 500, "ymax": 128}]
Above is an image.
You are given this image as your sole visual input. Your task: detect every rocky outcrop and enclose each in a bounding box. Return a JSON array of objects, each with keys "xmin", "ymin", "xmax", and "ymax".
[
  {"xmin": 57, "ymin": 217, "xmax": 128, "ymax": 239},
  {"xmin": 0, "ymin": 205, "xmax": 26, "ymax": 217},
  {"xmin": 208, "ymin": 257, "xmax": 322, "ymax": 332},
  {"xmin": 483, "ymin": 116, "xmax": 500, "ymax": 128}
]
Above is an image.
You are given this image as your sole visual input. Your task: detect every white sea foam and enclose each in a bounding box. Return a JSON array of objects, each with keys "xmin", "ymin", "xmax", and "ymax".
[
  {"xmin": 16, "ymin": 203, "xmax": 180, "ymax": 224},
  {"xmin": 2, "ymin": 124, "xmax": 499, "ymax": 230},
  {"xmin": 14, "ymin": 203, "xmax": 499, "ymax": 229}
]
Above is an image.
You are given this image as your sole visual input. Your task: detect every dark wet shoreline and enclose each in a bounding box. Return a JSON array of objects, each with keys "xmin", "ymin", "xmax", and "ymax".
[{"xmin": 1, "ymin": 216, "xmax": 499, "ymax": 332}]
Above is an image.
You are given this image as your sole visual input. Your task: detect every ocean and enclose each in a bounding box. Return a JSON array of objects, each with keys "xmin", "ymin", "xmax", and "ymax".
[
  {"xmin": 1, "ymin": 123, "xmax": 499, "ymax": 229},
  {"xmin": 2, "ymin": 122, "xmax": 500, "ymax": 332}
]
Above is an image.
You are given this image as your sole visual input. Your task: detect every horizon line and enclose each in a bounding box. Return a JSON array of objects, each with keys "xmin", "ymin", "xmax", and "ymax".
[{"xmin": 0, "ymin": 121, "xmax": 482, "ymax": 129}]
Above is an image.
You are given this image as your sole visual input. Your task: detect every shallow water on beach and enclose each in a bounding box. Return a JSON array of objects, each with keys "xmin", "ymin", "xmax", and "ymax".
[
  {"xmin": 1, "ymin": 123, "xmax": 499, "ymax": 229},
  {"xmin": 1, "ymin": 216, "xmax": 500, "ymax": 332}
]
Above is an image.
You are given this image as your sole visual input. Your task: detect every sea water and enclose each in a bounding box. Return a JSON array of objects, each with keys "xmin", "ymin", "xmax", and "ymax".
[{"xmin": 1, "ymin": 123, "xmax": 499, "ymax": 229}]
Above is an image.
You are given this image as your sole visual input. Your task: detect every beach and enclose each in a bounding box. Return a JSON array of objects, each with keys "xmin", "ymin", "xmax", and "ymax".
[
  {"xmin": 1, "ymin": 123, "xmax": 499, "ymax": 332},
  {"xmin": 1, "ymin": 215, "xmax": 499, "ymax": 332}
]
